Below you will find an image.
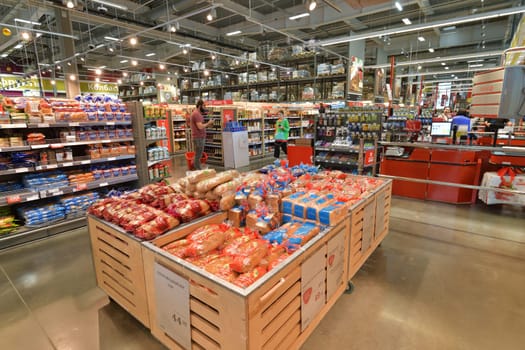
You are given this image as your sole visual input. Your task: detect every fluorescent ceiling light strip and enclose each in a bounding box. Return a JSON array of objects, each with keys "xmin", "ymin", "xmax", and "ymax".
[
  {"xmin": 91, "ymin": 0, "xmax": 128, "ymax": 11},
  {"xmin": 289, "ymin": 13, "xmax": 310, "ymax": 20},
  {"xmin": 146, "ymin": 53, "xmax": 156, "ymax": 56},
  {"xmin": 120, "ymin": 59, "xmax": 128, "ymax": 63},
  {"xmin": 14, "ymin": 18, "xmax": 40, "ymax": 26},
  {"xmin": 469, "ymin": 64, "xmax": 484, "ymax": 68},
  {"xmin": 397, "ymin": 67, "xmax": 488, "ymax": 78},
  {"xmin": 321, "ymin": 6, "xmax": 525, "ymax": 46},
  {"xmin": 14, "ymin": 44, "xmax": 23, "ymax": 49},
  {"xmin": 226, "ymin": 30, "xmax": 242, "ymax": 36},
  {"xmin": 104, "ymin": 36, "xmax": 120, "ymax": 41},
  {"xmin": 402, "ymin": 18, "xmax": 411, "ymax": 25},
  {"xmin": 395, "ymin": 2, "xmax": 403, "ymax": 11}
]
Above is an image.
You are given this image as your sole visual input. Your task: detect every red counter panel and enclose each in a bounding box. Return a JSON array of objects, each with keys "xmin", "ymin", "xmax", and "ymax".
[
  {"xmin": 380, "ymin": 159, "xmax": 427, "ymax": 200},
  {"xmin": 427, "ymin": 163, "xmax": 479, "ymax": 203}
]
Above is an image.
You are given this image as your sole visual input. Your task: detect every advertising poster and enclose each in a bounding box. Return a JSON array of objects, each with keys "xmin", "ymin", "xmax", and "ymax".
[{"xmin": 348, "ymin": 56, "xmax": 363, "ymax": 95}]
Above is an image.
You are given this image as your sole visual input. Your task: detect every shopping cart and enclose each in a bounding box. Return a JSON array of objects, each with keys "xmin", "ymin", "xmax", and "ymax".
[{"xmin": 185, "ymin": 152, "xmax": 208, "ymax": 170}]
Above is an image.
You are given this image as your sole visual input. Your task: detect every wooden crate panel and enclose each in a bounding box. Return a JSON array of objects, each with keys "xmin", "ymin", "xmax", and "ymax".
[
  {"xmin": 88, "ymin": 216, "xmax": 149, "ymax": 327},
  {"xmin": 143, "ymin": 217, "xmax": 349, "ymax": 350}
]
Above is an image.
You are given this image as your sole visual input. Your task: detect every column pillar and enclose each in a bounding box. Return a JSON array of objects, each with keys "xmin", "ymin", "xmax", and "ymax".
[{"xmin": 54, "ymin": 8, "xmax": 80, "ymax": 98}]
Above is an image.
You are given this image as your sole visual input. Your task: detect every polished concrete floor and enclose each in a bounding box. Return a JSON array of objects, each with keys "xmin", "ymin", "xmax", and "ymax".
[{"xmin": 1, "ymin": 159, "xmax": 524, "ymax": 349}]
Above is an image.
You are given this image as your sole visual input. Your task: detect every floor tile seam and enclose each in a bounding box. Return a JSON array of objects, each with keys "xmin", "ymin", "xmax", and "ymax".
[
  {"xmin": 388, "ymin": 227, "xmax": 525, "ymax": 263},
  {"xmin": 0, "ymin": 265, "xmax": 58, "ymax": 350},
  {"xmin": 390, "ymin": 214, "xmax": 525, "ymax": 246}
]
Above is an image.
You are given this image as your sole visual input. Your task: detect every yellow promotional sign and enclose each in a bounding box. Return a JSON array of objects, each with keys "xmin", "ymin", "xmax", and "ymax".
[
  {"xmin": 79, "ymin": 82, "xmax": 118, "ymax": 94},
  {"xmin": 0, "ymin": 76, "xmax": 65, "ymax": 92}
]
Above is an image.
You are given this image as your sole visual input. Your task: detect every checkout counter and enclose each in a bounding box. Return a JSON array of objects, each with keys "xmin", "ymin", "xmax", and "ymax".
[{"xmin": 379, "ymin": 142, "xmax": 496, "ymax": 204}]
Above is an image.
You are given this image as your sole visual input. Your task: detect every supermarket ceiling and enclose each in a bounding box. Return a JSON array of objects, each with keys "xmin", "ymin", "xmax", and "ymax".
[{"xmin": 0, "ymin": 0, "xmax": 521, "ymax": 83}]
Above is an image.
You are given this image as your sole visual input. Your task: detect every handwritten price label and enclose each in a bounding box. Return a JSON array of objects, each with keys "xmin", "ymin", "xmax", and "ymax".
[
  {"xmin": 6, "ymin": 195, "xmax": 21, "ymax": 204},
  {"xmin": 76, "ymin": 183, "xmax": 88, "ymax": 191}
]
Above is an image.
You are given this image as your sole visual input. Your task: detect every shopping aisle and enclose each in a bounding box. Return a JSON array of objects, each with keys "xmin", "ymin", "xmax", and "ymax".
[{"xmin": 0, "ymin": 197, "xmax": 524, "ymax": 350}]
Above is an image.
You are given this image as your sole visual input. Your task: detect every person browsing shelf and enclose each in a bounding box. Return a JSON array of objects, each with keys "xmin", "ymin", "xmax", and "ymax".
[
  {"xmin": 274, "ymin": 110, "xmax": 290, "ymax": 159},
  {"xmin": 190, "ymin": 100, "xmax": 213, "ymax": 170}
]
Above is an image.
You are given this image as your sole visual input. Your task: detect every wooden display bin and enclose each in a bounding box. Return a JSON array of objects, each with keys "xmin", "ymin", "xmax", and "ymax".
[
  {"xmin": 142, "ymin": 213, "xmax": 349, "ymax": 350},
  {"xmin": 87, "ymin": 213, "xmax": 227, "ymax": 329},
  {"xmin": 87, "ymin": 215, "xmax": 150, "ymax": 327},
  {"xmin": 347, "ymin": 181, "xmax": 392, "ymax": 280}
]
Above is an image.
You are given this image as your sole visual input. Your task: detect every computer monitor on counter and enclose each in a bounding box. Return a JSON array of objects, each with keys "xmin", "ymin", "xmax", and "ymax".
[{"xmin": 431, "ymin": 122, "xmax": 452, "ymax": 137}]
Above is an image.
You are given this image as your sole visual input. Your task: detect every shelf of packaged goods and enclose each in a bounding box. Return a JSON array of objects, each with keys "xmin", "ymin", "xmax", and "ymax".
[
  {"xmin": 289, "ymin": 126, "xmax": 301, "ymax": 129},
  {"xmin": 0, "ymin": 167, "xmax": 33, "ymax": 176},
  {"xmin": 26, "ymin": 121, "xmax": 132, "ymax": 128},
  {"xmin": 287, "ymin": 116, "xmax": 302, "ymax": 119},
  {"xmin": 205, "ymin": 143, "xmax": 223, "ymax": 148},
  {"xmin": 207, "ymin": 129, "xmax": 222, "ymax": 133},
  {"xmin": 315, "ymin": 158, "xmax": 358, "ymax": 166},
  {"xmin": 0, "ymin": 215, "xmax": 87, "ymax": 250},
  {"xmin": 34, "ymin": 155, "xmax": 136, "ymax": 171},
  {"xmin": 172, "ymin": 127, "xmax": 186, "ymax": 131},
  {"xmin": 121, "ymin": 93, "xmax": 158, "ymax": 100},
  {"xmin": 29, "ymin": 138, "xmax": 134, "ymax": 150},
  {"xmin": 143, "ymin": 118, "xmax": 166, "ymax": 124},
  {"xmin": 173, "ymin": 138, "xmax": 186, "ymax": 142},
  {"xmin": 0, "ymin": 123, "xmax": 27, "ymax": 129},
  {"xmin": 147, "ymin": 158, "xmax": 170, "ymax": 167},
  {"xmin": 264, "ymin": 128, "xmax": 275, "ymax": 132},
  {"xmin": 237, "ymin": 118, "xmax": 262, "ymax": 121},
  {"xmin": 146, "ymin": 137, "xmax": 168, "ymax": 143},
  {"xmin": 316, "ymin": 146, "xmax": 360, "ymax": 153},
  {"xmin": 247, "ymin": 130, "xmax": 262, "ymax": 133},
  {"xmin": 0, "ymin": 145, "xmax": 32, "ymax": 152},
  {"xmin": 39, "ymin": 174, "xmax": 139, "ymax": 199},
  {"xmin": 0, "ymin": 189, "xmax": 40, "ymax": 206}
]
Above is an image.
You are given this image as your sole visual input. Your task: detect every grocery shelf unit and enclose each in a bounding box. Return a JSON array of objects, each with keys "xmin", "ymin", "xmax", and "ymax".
[
  {"xmin": 179, "ymin": 52, "xmax": 348, "ymax": 104},
  {"xmin": 0, "ymin": 116, "xmax": 139, "ymax": 249},
  {"xmin": 315, "ymin": 107, "xmax": 382, "ymax": 175},
  {"xmin": 204, "ymin": 106, "xmax": 238, "ymax": 165},
  {"xmin": 127, "ymin": 102, "xmax": 172, "ymax": 186},
  {"xmin": 237, "ymin": 107, "xmax": 265, "ymax": 159},
  {"xmin": 119, "ymin": 73, "xmax": 159, "ymax": 103},
  {"xmin": 383, "ymin": 107, "xmax": 432, "ymax": 142},
  {"xmin": 168, "ymin": 105, "xmax": 191, "ymax": 154}
]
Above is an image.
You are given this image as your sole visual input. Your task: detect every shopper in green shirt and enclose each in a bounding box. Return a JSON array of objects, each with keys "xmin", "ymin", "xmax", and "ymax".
[{"xmin": 274, "ymin": 110, "xmax": 290, "ymax": 158}]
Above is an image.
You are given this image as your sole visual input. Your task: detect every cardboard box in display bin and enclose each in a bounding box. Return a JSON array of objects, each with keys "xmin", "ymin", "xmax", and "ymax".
[
  {"xmin": 295, "ymin": 137, "xmax": 314, "ymax": 147},
  {"xmin": 142, "ymin": 212, "xmax": 349, "ymax": 350}
]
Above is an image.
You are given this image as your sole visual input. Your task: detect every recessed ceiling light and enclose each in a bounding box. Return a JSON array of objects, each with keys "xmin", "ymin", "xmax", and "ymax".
[
  {"xmin": 308, "ymin": 0, "xmax": 317, "ymax": 12},
  {"xmin": 50, "ymin": 80, "xmax": 56, "ymax": 85},
  {"xmin": 122, "ymin": 72, "xmax": 128, "ymax": 77},
  {"xmin": 418, "ymin": 36, "xmax": 425, "ymax": 42},
  {"xmin": 21, "ymin": 32, "xmax": 30, "ymax": 40},
  {"xmin": 417, "ymin": 65, "xmax": 422, "ymax": 70},
  {"xmin": 140, "ymin": 81, "xmax": 144, "ymax": 86},
  {"xmin": 131, "ymin": 60, "xmax": 138, "ymax": 66},
  {"xmin": 441, "ymin": 62, "xmax": 446, "ymax": 66},
  {"xmin": 66, "ymin": 0, "xmax": 75, "ymax": 9},
  {"xmin": 117, "ymin": 79, "xmax": 122, "ymax": 84},
  {"xmin": 159, "ymin": 63, "xmax": 165, "ymax": 69},
  {"xmin": 129, "ymin": 37, "xmax": 138, "ymax": 45},
  {"xmin": 289, "ymin": 13, "xmax": 310, "ymax": 20},
  {"xmin": 428, "ymin": 48, "xmax": 435, "ymax": 53},
  {"xmin": 402, "ymin": 18, "xmax": 411, "ymax": 25},
  {"xmin": 80, "ymin": 57, "xmax": 85, "ymax": 62},
  {"xmin": 182, "ymin": 48, "xmax": 188, "ymax": 54},
  {"xmin": 146, "ymin": 52, "xmax": 156, "ymax": 57},
  {"xmin": 395, "ymin": 1, "xmax": 403, "ymax": 11},
  {"xmin": 444, "ymin": 66, "xmax": 449, "ymax": 70},
  {"xmin": 95, "ymin": 68, "xmax": 102, "ymax": 75},
  {"xmin": 69, "ymin": 74, "xmax": 76, "ymax": 81}
]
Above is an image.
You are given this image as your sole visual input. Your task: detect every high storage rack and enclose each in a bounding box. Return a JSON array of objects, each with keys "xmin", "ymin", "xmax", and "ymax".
[
  {"xmin": 0, "ymin": 111, "xmax": 138, "ymax": 249},
  {"xmin": 127, "ymin": 101, "xmax": 171, "ymax": 186},
  {"xmin": 314, "ymin": 106, "xmax": 382, "ymax": 175}
]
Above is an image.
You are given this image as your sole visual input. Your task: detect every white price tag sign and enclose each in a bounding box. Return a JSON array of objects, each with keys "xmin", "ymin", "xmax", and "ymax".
[
  {"xmin": 15, "ymin": 168, "xmax": 28, "ymax": 173},
  {"xmin": 69, "ymin": 122, "xmax": 80, "ymax": 127},
  {"xmin": 81, "ymin": 160, "xmax": 91, "ymax": 165},
  {"xmin": 154, "ymin": 263, "xmax": 191, "ymax": 349},
  {"xmin": 38, "ymin": 123, "xmax": 50, "ymax": 128},
  {"xmin": 99, "ymin": 182, "xmax": 109, "ymax": 187},
  {"xmin": 62, "ymin": 162, "xmax": 73, "ymax": 167}
]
